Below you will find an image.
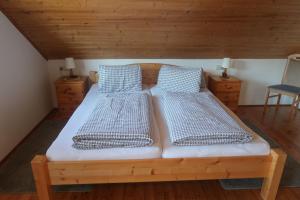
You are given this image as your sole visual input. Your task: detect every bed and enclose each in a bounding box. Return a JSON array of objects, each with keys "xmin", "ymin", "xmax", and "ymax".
[{"xmin": 31, "ymin": 63, "xmax": 286, "ymax": 200}]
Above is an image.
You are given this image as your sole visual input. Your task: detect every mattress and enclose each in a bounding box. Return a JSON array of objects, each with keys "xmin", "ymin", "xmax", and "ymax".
[
  {"xmin": 150, "ymin": 86, "xmax": 270, "ymax": 158},
  {"xmin": 46, "ymin": 84, "xmax": 162, "ymax": 161}
]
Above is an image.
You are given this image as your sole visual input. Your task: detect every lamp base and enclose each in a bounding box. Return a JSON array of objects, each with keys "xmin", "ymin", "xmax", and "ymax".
[
  {"xmin": 68, "ymin": 69, "xmax": 79, "ymax": 79},
  {"xmin": 220, "ymin": 68, "xmax": 229, "ymax": 79},
  {"xmin": 221, "ymin": 72, "xmax": 229, "ymax": 79}
]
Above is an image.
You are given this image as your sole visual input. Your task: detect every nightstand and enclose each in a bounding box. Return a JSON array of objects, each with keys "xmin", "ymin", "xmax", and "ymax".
[
  {"xmin": 55, "ymin": 76, "xmax": 88, "ymax": 117},
  {"xmin": 208, "ymin": 75, "xmax": 241, "ymax": 112}
]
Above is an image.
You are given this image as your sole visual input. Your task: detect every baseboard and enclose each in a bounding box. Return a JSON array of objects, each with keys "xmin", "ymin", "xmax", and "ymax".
[{"xmin": 0, "ymin": 108, "xmax": 55, "ymax": 165}]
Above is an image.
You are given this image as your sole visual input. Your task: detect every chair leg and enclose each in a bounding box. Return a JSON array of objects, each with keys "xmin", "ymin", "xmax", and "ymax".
[
  {"xmin": 263, "ymin": 88, "xmax": 271, "ymax": 114},
  {"xmin": 276, "ymin": 94, "xmax": 281, "ymax": 107},
  {"xmin": 287, "ymin": 96, "xmax": 298, "ymax": 120},
  {"xmin": 274, "ymin": 94, "xmax": 281, "ymax": 113},
  {"xmin": 291, "ymin": 96, "xmax": 297, "ymax": 111},
  {"xmin": 293, "ymin": 95, "xmax": 300, "ymax": 116}
]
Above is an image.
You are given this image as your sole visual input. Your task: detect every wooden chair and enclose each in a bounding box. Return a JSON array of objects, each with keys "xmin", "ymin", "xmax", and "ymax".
[{"xmin": 264, "ymin": 54, "xmax": 300, "ymax": 115}]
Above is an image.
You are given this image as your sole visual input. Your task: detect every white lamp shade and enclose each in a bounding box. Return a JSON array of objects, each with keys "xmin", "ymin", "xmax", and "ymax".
[
  {"xmin": 222, "ymin": 58, "xmax": 231, "ymax": 69},
  {"xmin": 65, "ymin": 57, "xmax": 76, "ymax": 69}
]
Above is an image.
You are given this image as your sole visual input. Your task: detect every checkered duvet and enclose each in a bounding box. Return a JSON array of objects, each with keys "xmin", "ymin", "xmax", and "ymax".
[
  {"xmin": 72, "ymin": 92, "xmax": 153, "ymax": 149},
  {"xmin": 163, "ymin": 92, "xmax": 253, "ymax": 146}
]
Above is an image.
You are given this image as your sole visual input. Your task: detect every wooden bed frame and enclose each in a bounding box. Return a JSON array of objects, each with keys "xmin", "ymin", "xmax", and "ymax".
[{"xmin": 31, "ymin": 63, "xmax": 287, "ymax": 200}]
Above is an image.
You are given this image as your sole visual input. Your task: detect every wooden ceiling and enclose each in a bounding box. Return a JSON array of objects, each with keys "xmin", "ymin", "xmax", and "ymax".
[{"xmin": 1, "ymin": 0, "xmax": 300, "ymax": 59}]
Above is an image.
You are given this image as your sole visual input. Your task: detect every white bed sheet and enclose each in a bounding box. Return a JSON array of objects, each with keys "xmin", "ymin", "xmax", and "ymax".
[
  {"xmin": 150, "ymin": 86, "xmax": 270, "ymax": 158},
  {"xmin": 46, "ymin": 84, "xmax": 162, "ymax": 161}
]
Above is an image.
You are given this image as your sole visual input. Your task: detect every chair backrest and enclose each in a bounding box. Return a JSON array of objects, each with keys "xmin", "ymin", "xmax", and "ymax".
[{"xmin": 282, "ymin": 55, "xmax": 300, "ymax": 87}]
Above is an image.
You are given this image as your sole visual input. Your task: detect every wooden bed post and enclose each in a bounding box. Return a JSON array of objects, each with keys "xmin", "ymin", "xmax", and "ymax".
[
  {"xmin": 261, "ymin": 149, "xmax": 287, "ymax": 200},
  {"xmin": 31, "ymin": 155, "xmax": 54, "ymax": 200}
]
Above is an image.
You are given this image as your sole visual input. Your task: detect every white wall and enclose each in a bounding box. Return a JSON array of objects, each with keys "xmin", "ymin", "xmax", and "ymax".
[
  {"xmin": 48, "ymin": 59, "xmax": 291, "ymax": 106},
  {"xmin": 0, "ymin": 12, "xmax": 53, "ymax": 161}
]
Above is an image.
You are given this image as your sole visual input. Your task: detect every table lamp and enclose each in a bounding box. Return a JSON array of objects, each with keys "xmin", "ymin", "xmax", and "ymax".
[
  {"xmin": 65, "ymin": 57, "xmax": 78, "ymax": 79},
  {"xmin": 221, "ymin": 58, "xmax": 231, "ymax": 79}
]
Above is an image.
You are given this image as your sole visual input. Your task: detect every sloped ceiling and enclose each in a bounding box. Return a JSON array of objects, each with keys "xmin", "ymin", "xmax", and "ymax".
[{"xmin": 1, "ymin": 0, "xmax": 300, "ymax": 59}]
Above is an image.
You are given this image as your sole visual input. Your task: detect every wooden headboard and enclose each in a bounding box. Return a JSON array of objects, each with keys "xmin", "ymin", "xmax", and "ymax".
[{"xmin": 89, "ymin": 63, "xmax": 208, "ymax": 86}]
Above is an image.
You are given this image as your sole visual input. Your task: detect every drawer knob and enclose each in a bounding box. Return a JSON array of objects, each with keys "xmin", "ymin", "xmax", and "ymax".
[{"xmin": 64, "ymin": 88, "xmax": 71, "ymax": 93}]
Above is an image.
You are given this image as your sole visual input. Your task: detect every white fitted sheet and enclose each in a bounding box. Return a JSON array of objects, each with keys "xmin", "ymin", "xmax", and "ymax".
[
  {"xmin": 150, "ymin": 86, "xmax": 270, "ymax": 158},
  {"xmin": 46, "ymin": 84, "xmax": 162, "ymax": 161}
]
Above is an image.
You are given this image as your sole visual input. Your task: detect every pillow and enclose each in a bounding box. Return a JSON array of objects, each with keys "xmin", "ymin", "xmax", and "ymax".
[
  {"xmin": 157, "ymin": 65, "xmax": 202, "ymax": 92},
  {"xmin": 98, "ymin": 64, "xmax": 142, "ymax": 93}
]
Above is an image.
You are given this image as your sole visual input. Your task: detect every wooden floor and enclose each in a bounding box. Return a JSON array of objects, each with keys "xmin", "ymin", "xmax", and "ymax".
[
  {"xmin": 1, "ymin": 181, "xmax": 300, "ymax": 200},
  {"xmin": 0, "ymin": 106, "xmax": 299, "ymax": 200},
  {"xmin": 237, "ymin": 106, "xmax": 300, "ymax": 163}
]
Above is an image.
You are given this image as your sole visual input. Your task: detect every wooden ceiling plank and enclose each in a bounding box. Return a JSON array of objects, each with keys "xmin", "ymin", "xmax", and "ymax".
[{"xmin": 1, "ymin": 0, "xmax": 300, "ymax": 58}]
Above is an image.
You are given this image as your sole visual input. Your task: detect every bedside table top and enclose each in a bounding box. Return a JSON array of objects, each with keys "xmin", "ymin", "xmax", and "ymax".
[
  {"xmin": 209, "ymin": 75, "xmax": 241, "ymax": 82},
  {"xmin": 55, "ymin": 76, "xmax": 88, "ymax": 84}
]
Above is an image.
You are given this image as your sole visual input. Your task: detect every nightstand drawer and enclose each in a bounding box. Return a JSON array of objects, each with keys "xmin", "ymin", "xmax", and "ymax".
[
  {"xmin": 59, "ymin": 105, "xmax": 78, "ymax": 114},
  {"xmin": 57, "ymin": 96, "xmax": 84, "ymax": 105},
  {"xmin": 213, "ymin": 82, "xmax": 241, "ymax": 92},
  {"xmin": 222, "ymin": 100, "xmax": 238, "ymax": 111},
  {"xmin": 55, "ymin": 76, "xmax": 88, "ymax": 117},
  {"xmin": 208, "ymin": 75, "xmax": 241, "ymax": 112},
  {"xmin": 56, "ymin": 84, "xmax": 85, "ymax": 98},
  {"xmin": 215, "ymin": 92, "xmax": 240, "ymax": 101},
  {"xmin": 222, "ymin": 100, "xmax": 238, "ymax": 106}
]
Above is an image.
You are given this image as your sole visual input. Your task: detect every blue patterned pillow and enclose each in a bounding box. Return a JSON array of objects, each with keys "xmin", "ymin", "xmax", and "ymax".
[
  {"xmin": 98, "ymin": 64, "xmax": 142, "ymax": 93},
  {"xmin": 157, "ymin": 65, "xmax": 202, "ymax": 92}
]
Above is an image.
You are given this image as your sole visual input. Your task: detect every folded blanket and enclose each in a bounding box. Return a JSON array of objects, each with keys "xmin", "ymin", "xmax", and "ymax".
[
  {"xmin": 72, "ymin": 93, "xmax": 153, "ymax": 149},
  {"xmin": 163, "ymin": 92, "xmax": 252, "ymax": 146}
]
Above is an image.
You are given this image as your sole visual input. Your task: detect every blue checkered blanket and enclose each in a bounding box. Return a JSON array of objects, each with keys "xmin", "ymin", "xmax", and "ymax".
[
  {"xmin": 163, "ymin": 92, "xmax": 252, "ymax": 146},
  {"xmin": 72, "ymin": 93, "xmax": 153, "ymax": 149}
]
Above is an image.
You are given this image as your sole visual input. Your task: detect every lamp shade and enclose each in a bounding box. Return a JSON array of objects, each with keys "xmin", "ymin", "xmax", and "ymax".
[
  {"xmin": 222, "ymin": 58, "xmax": 231, "ymax": 69},
  {"xmin": 65, "ymin": 57, "xmax": 76, "ymax": 69}
]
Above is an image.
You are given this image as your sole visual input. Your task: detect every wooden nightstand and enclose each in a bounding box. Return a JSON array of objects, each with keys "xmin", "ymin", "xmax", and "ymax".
[
  {"xmin": 208, "ymin": 75, "xmax": 241, "ymax": 112},
  {"xmin": 55, "ymin": 76, "xmax": 88, "ymax": 117}
]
